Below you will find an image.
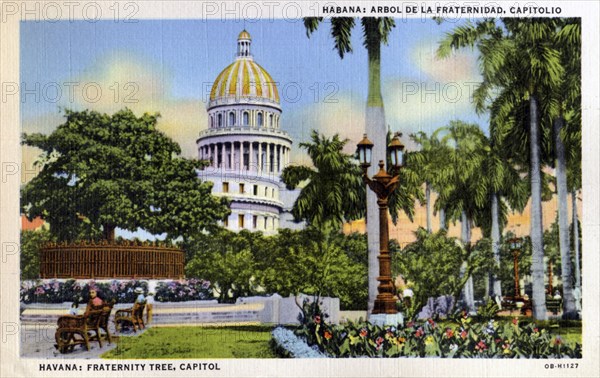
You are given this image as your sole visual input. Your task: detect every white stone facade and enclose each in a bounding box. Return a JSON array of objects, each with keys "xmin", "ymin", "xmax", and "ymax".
[{"xmin": 197, "ymin": 31, "xmax": 299, "ymax": 235}]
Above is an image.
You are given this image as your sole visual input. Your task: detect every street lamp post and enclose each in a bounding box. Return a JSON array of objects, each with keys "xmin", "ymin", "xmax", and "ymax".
[
  {"xmin": 357, "ymin": 133, "xmax": 404, "ymax": 317},
  {"xmin": 508, "ymin": 237, "xmax": 523, "ymax": 299}
]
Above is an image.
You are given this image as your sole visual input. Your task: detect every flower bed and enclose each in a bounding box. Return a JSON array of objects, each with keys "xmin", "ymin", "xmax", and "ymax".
[
  {"xmin": 291, "ymin": 299, "xmax": 582, "ymax": 358},
  {"xmin": 270, "ymin": 327, "xmax": 328, "ymax": 358},
  {"xmin": 21, "ymin": 279, "xmax": 212, "ymax": 304}
]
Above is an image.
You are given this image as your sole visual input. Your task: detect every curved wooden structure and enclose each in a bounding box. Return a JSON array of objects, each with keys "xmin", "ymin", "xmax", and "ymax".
[{"xmin": 40, "ymin": 240, "xmax": 185, "ymax": 279}]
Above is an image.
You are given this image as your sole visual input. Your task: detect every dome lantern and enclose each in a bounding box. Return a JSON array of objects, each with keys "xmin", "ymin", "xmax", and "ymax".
[{"xmin": 237, "ymin": 30, "xmax": 252, "ymax": 58}]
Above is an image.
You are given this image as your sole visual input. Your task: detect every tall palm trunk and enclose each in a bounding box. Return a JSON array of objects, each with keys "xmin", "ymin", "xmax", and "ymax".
[
  {"xmin": 460, "ymin": 211, "xmax": 475, "ymax": 313},
  {"xmin": 572, "ymin": 190, "xmax": 581, "ymax": 290},
  {"xmin": 425, "ymin": 182, "xmax": 431, "ymax": 232},
  {"xmin": 491, "ymin": 192, "xmax": 502, "ymax": 297},
  {"xmin": 439, "ymin": 208, "xmax": 446, "ymax": 230},
  {"xmin": 553, "ymin": 117, "xmax": 577, "ymax": 318},
  {"xmin": 529, "ymin": 95, "xmax": 548, "ymax": 320},
  {"xmin": 365, "ymin": 22, "xmax": 387, "ymax": 314}
]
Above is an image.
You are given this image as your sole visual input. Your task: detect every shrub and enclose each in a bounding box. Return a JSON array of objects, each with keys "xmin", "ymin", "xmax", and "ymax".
[
  {"xmin": 20, "ymin": 279, "xmax": 148, "ymax": 304},
  {"xmin": 154, "ymin": 279, "xmax": 213, "ymax": 302}
]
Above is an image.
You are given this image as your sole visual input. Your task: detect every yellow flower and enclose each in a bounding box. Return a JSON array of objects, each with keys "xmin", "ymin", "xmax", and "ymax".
[
  {"xmin": 349, "ymin": 335, "xmax": 360, "ymax": 345},
  {"xmin": 425, "ymin": 336, "xmax": 435, "ymax": 345}
]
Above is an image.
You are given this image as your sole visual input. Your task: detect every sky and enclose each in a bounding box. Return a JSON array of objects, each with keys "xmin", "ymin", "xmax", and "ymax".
[{"xmin": 21, "ymin": 18, "xmax": 487, "ymax": 171}]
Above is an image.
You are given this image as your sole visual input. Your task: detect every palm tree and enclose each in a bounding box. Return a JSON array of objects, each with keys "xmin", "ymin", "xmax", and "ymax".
[
  {"xmin": 409, "ymin": 130, "xmax": 451, "ymax": 232},
  {"xmin": 438, "ymin": 18, "xmax": 570, "ymax": 320},
  {"xmin": 281, "ymin": 130, "xmax": 365, "ymax": 229},
  {"xmin": 549, "ymin": 19, "xmax": 581, "ymax": 318},
  {"xmin": 434, "ymin": 121, "xmax": 489, "ymax": 312},
  {"xmin": 304, "ymin": 17, "xmax": 395, "ymax": 312},
  {"xmin": 476, "ymin": 136, "xmax": 529, "ymax": 299}
]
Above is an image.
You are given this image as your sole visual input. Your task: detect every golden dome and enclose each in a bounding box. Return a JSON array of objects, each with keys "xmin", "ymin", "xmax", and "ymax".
[
  {"xmin": 209, "ymin": 32, "xmax": 279, "ymax": 104},
  {"xmin": 238, "ymin": 30, "xmax": 251, "ymax": 40}
]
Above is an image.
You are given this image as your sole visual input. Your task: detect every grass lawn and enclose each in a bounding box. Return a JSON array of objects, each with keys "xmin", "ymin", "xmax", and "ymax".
[{"xmin": 101, "ymin": 325, "xmax": 277, "ymax": 359}]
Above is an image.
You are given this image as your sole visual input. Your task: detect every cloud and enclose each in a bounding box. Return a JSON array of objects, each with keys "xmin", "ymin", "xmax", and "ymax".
[
  {"xmin": 383, "ymin": 77, "xmax": 478, "ymax": 138},
  {"xmin": 381, "ymin": 37, "xmax": 485, "ymax": 140},
  {"xmin": 411, "ymin": 37, "xmax": 481, "ymax": 84},
  {"xmin": 284, "ymin": 93, "xmax": 365, "ymax": 166},
  {"xmin": 22, "ymin": 51, "xmax": 206, "ymax": 177}
]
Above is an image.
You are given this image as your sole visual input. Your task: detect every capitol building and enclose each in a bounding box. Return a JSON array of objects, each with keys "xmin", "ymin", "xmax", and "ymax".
[{"xmin": 197, "ymin": 31, "xmax": 300, "ymax": 235}]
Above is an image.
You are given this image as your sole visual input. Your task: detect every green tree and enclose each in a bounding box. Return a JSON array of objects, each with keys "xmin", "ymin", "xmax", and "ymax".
[
  {"xmin": 281, "ymin": 131, "xmax": 365, "ymax": 228},
  {"xmin": 433, "ymin": 121, "xmax": 490, "ymax": 312},
  {"xmin": 256, "ymin": 227, "xmax": 368, "ymax": 310},
  {"xmin": 437, "ymin": 19, "xmax": 577, "ymax": 320},
  {"xmin": 477, "ymin": 136, "xmax": 529, "ymax": 299},
  {"xmin": 550, "ymin": 19, "xmax": 581, "ymax": 318},
  {"xmin": 408, "ymin": 130, "xmax": 452, "ymax": 232},
  {"xmin": 21, "ymin": 108, "xmax": 230, "ymax": 242},
  {"xmin": 304, "ymin": 17, "xmax": 395, "ymax": 313},
  {"xmin": 20, "ymin": 228, "xmax": 54, "ymax": 280},
  {"xmin": 184, "ymin": 229, "xmax": 259, "ymax": 302},
  {"xmin": 393, "ymin": 228, "xmax": 488, "ymax": 320}
]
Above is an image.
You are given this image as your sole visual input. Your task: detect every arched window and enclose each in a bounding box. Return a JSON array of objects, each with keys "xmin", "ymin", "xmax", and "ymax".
[
  {"xmin": 243, "ymin": 111, "xmax": 249, "ymax": 126},
  {"xmin": 257, "ymin": 112, "xmax": 263, "ymax": 127},
  {"xmin": 210, "ymin": 116, "xmax": 214, "ymax": 128},
  {"xmin": 229, "ymin": 112, "xmax": 236, "ymax": 126},
  {"xmin": 269, "ymin": 114, "xmax": 273, "ymax": 128},
  {"xmin": 218, "ymin": 114, "xmax": 223, "ymax": 127}
]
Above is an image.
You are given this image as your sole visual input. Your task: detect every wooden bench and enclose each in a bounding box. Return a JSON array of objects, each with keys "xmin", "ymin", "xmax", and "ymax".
[
  {"xmin": 54, "ymin": 309, "xmax": 103, "ymax": 353},
  {"xmin": 546, "ymin": 298, "xmax": 562, "ymax": 315},
  {"xmin": 89, "ymin": 302, "xmax": 114, "ymax": 347},
  {"xmin": 114, "ymin": 302, "xmax": 145, "ymax": 333}
]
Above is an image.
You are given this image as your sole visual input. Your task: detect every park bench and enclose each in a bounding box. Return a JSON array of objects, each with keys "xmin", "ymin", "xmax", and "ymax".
[
  {"xmin": 114, "ymin": 302, "xmax": 145, "ymax": 333},
  {"xmin": 54, "ymin": 309, "xmax": 103, "ymax": 353},
  {"xmin": 546, "ymin": 298, "xmax": 563, "ymax": 315}
]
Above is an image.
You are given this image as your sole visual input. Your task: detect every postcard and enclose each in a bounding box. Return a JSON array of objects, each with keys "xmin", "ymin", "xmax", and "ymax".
[{"xmin": 1, "ymin": 1, "xmax": 599, "ymax": 377}]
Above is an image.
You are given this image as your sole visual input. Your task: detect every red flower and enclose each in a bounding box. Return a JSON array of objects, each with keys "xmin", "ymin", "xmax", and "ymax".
[
  {"xmin": 495, "ymin": 338, "xmax": 502, "ymax": 344},
  {"xmin": 414, "ymin": 328, "xmax": 424, "ymax": 338},
  {"xmin": 512, "ymin": 318, "xmax": 518, "ymax": 325},
  {"xmin": 314, "ymin": 315, "xmax": 321, "ymax": 324},
  {"xmin": 324, "ymin": 331, "xmax": 332, "ymax": 340},
  {"xmin": 445, "ymin": 328, "xmax": 454, "ymax": 338},
  {"xmin": 460, "ymin": 330, "xmax": 467, "ymax": 340},
  {"xmin": 427, "ymin": 318, "xmax": 436, "ymax": 328},
  {"xmin": 376, "ymin": 337, "xmax": 384, "ymax": 345},
  {"xmin": 407, "ymin": 321, "xmax": 415, "ymax": 328},
  {"xmin": 533, "ymin": 328, "xmax": 539, "ymax": 333},
  {"xmin": 476, "ymin": 340, "xmax": 487, "ymax": 351},
  {"xmin": 359, "ymin": 328, "xmax": 368, "ymax": 337},
  {"xmin": 554, "ymin": 337, "xmax": 562, "ymax": 345}
]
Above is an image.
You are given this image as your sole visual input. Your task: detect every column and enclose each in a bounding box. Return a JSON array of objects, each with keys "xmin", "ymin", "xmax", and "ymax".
[
  {"xmin": 249, "ymin": 142, "xmax": 254, "ymax": 172},
  {"xmin": 258, "ymin": 142, "xmax": 263, "ymax": 172},
  {"xmin": 266, "ymin": 143, "xmax": 271, "ymax": 173},
  {"xmin": 219, "ymin": 142, "xmax": 224, "ymax": 169},
  {"xmin": 274, "ymin": 144, "xmax": 279, "ymax": 174},
  {"xmin": 212, "ymin": 144, "xmax": 217, "ymax": 168}
]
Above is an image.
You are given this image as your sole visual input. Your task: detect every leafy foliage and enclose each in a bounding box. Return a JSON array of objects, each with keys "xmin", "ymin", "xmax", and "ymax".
[
  {"xmin": 20, "ymin": 279, "xmax": 148, "ymax": 304},
  {"xmin": 393, "ymin": 228, "xmax": 490, "ymax": 320},
  {"xmin": 184, "ymin": 229, "xmax": 259, "ymax": 303},
  {"xmin": 281, "ymin": 131, "xmax": 365, "ymax": 228},
  {"xmin": 184, "ymin": 227, "xmax": 368, "ymax": 309},
  {"xmin": 154, "ymin": 279, "xmax": 213, "ymax": 302},
  {"xmin": 21, "ymin": 108, "xmax": 230, "ymax": 242},
  {"xmin": 292, "ymin": 311, "xmax": 581, "ymax": 358},
  {"xmin": 20, "ymin": 229, "xmax": 54, "ymax": 279}
]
